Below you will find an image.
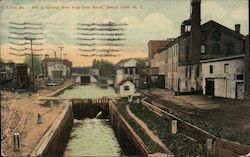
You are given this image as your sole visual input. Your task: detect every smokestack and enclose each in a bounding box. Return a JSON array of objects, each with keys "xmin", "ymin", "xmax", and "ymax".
[
  {"xmin": 235, "ymin": 24, "xmax": 240, "ymax": 33},
  {"xmin": 181, "ymin": 24, "xmax": 185, "ymax": 34},
  {"xmin": 190, "ymin": 0, "xmax": 201, "ymax": 60}
]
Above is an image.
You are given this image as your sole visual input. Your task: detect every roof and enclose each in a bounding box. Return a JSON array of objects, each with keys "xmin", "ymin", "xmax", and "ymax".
[
  {"xmin": 118, "ymin": 78, "xmax": 134, "ymax": 86},
  {"xmin": 157, "ymin": 20, "xmax": 245, "ymax": 53},
  {"xmin": 202, "ymin": 20, "xmax": 244, "ymax": 39},
  {"xmin": 116, "ymin": 58, "xmax": 139, "ymax": 65},
  {"xmin": 42, "ymin": 57, "xmax": 72, "ymax": 68}
]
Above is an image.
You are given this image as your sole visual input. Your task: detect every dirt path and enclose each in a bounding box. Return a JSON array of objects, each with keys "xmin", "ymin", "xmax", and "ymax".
[
  {"xmin": 126, "ymin": 105, "xmax": 171, "ymax": 154},
  {"xmin": 1, "ymin": 79, "xmax": 74, "ymax": 156}
]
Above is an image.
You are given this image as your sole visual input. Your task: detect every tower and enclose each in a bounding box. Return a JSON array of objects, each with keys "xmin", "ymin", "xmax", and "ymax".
[{"xmin": 190, "ymin": 0, "xmax": 201, "ymax": 60}]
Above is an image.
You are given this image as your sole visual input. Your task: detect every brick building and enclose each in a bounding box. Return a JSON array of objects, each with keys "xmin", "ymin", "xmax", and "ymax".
[{"xmin": 149, "ymin": 0, "xmax": 246, "ymax": 97}]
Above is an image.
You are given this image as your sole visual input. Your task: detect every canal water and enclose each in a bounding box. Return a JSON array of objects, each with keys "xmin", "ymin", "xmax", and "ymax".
[
  {"xmin": 58, "ymin": 83, "xmax": 119, "ymax": 99},
  {"xmin": 64, "ymin": 119, "xmax": 122, "ymax": 156},
  {"xmin": 61, "ymin": 83, "xmax": 122, "ymax": 156}
]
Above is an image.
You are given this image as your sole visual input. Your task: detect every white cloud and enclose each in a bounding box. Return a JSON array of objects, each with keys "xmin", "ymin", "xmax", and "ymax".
[
  {"xmin": 201, "ymin": 1, "xmax": 227, "ymax": 23},
  {"xmin": 231, "ymin": 6, "xmax": 248, "ymax": 21}
]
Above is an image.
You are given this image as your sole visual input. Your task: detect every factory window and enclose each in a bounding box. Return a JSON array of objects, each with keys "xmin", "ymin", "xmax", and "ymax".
[
  {"xmin": 185, "ymin": 66, "xmax": 188, "ymax": 77},
  {"xmin": 209, "ymin": 65, "xmax": 213, "ymax": 74},
  {"xmin": 124, "ymin": 86, "xmax": 130, "ymax": 91},
  {"xmin": 129, "ymin": 68, "xmax": 133, "ymax": 74},
  {"xmin": 125, "ymin": 68, "xmax": 129, "ymax": 74},
  {"xmin": 185, "ymin": 81, "xmax": 188, "ymax": 87},
  {"xmin": 224, "ymin": 64, "xmax": 229, "ymax": 73},
  {"xmin": 189, "ymin": 66, "xmax": 192, "ymax": 77},
  {"xmin": 213, "ymin": 31, "xmax": 220, "ymax": 41},
  {"xmin": 196, "ymin": 66, "xmax": 200, "ymax": 77},
  {"xmin": 227, "ymin": 43, "xmax": 234, "ymax": 55},
  {"xmin": 213, "ymin": 44, "xmax": 220, "ymax": 54},
  {"xmin": 236, "ymin": 74, "xmax": 244, "ymax": 80},
  {"xmin": 135, "ymin": 68, "xmax": 138, "ymax": 74},
  {"xmin": 186, "ymin": 46, "xmax": 190, "ymax": 60},
  {"xmin": 201, "ymin": 44, "xmax": 206, "ymax": 54}
]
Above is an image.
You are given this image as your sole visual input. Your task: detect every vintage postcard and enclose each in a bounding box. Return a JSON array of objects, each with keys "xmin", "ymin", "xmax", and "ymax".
[{"xmin": 0, "ymin": 0, "xmax": 249, "ymax": 156}]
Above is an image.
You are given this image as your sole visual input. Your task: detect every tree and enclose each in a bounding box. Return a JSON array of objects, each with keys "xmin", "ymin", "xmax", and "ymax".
[
  {"xmin": 24, "ymin": 55, "xmax": 42, "ymax": 77},
  {"xmin": 92, "ymin": 59, "xmax": 115, "ymax": 77},
  {"xmin": 137, "ymin": 58, "xmax": 148, "ymax": 68}
]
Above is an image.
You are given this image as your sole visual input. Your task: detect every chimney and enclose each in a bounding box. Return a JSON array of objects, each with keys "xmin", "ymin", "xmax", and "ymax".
[
  {"xmin": 235, "ymin": 24, "xmax": 240, "ymax": 33},
  {"xmin": 181, "ymin": 24, "xmax": 185, "ymax": 34},
  {"xmin": 190, "ymin": 0, "xmax": 201, "ymax": 60}
]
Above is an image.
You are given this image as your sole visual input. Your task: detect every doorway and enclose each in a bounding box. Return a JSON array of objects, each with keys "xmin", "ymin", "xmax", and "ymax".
[{"xmin": 205, "ymin": 79, "xmax": 215, "ymax": 95}]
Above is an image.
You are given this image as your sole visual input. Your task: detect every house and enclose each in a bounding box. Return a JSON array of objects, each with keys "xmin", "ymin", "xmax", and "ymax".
[
  {"xmin": 201, "ymin": 54, "xmax": 245, "ymax": 99},
  {"xmin": 115, "ymin": 58, "xmax": 139, "ymax": 89},
  {"xmin": 0, "ymin": 63, "xmax": 15, "ymax": 84},
  {"xmin": 42, "ymin": 56, "xmax": 72, "ymax": 81},
  {"xmin": 42, "ymin": 57, "xmax": 72, "ymax": 78},
  {"xmin": 118, "ymin": 79, "xmax": 136, "ymax": 96},
  {"xmin": 47, "ymin": 62, "xmax": 67, "ymax": 81}
]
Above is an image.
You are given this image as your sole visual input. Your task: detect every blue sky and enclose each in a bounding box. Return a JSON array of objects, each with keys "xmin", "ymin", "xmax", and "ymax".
[{"xmin": 0, "ymin": 0, "xmax": 248, "ymax": 65}]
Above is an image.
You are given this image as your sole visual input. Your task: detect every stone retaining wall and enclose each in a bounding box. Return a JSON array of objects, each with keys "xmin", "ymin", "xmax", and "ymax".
[{"xmin": 29, "ymin": 104, "xmax": 73, "ymax": 157}]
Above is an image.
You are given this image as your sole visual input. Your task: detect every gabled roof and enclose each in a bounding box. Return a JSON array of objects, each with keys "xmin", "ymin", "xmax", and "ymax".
[
  {"xmin": 118, "ymin": 78, "xmax": 134, "ymax": 86},
  {"xmin": 157, "ymin": 20, "xmax": 245, "ymax": 53},
  {"xmin": 116, "ymin": 58, "xmax": 138, "ymax": 65},
  {"xmin": 202, "ymin": 20, "xmax": 244, "ymax": 39}
]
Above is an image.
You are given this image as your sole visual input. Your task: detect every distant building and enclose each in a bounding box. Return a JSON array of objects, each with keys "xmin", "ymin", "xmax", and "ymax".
[
  {"xmin": 0, "ymin": 63, "xmax": 15, "ymax": 84},
  {"xmin": 47, "ymin": 62, "xmax": 68, "ymax": 81},
  {"xmin": 16, "ymin": 64, "xmax": 31, "ymax": 89},
  {"xmin": 245, "ymin": 35, "xmax": 250, "ymax": 98},
  {"xmin": 201, "ymin": 54, "xmax": 245, "ymax": 99},
  {"xmin": 118, "ymin": 79, "xmax": 136, "ymax": 96},
  {"xmin": 42, "ymin": 57, "xmax": 72, "ymax": 81},
  {"xmin": 115, "ymin": 58, "xmax": 139, "ymax": 89}
]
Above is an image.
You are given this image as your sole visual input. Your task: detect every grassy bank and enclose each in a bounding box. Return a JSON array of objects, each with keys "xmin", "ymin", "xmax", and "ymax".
[
  {"xmin": 145, "ymin": 98, "xmax": 250, "ymax": 145},
  {"xmin": 128, "ymin": 101, "xmax": 219, "ymax": 157},
  {"xmin": 115, "ymin": 98, "xmax": 165, "ymax": 154}
]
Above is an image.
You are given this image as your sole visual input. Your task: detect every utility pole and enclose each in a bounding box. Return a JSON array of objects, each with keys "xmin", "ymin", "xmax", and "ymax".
[
  {"xmin": 25, "ymin": 38, "xmax": 35, "ymax": 91},
  {"xmin": 58, "ymin": 46, "xmax": 64, "ymax": 81}
]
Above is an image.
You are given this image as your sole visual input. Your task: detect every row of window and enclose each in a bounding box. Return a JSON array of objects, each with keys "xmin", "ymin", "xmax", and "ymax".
[
  {"xmin": 185, "ymin": 43, "xmax": 235, "ymax": 58},
  {"xmin": 124, "ymin": 68, "xmax": 138, "ymax": 75},
  {"xmin": 202, "ymin": 30, "xmax": 220, "ymax": 41},
  {"xmin": 185, "ymin": 66, "xmax": 200, "ymax": 78},
  {"xmin": 209, "ymin": 63, "xmax": 229, "ymax": 74},
  {"xmin": 200, "ymin": 43, "xmax": 235, "ymax": 55}
]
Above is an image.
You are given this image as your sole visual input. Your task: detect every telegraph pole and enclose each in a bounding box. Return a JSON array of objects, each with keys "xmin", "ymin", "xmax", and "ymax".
[
  {"xmin": 58, "ymin": 46, "xmax": 64, "ymax": 81},
  {"xmin": 25, "ymin": 38, "xmax": 35, "ymax": 91}
]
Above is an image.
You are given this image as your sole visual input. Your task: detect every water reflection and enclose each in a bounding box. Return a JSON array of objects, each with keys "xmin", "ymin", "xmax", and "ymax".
[
  {"xmin": 58, "ymin": 83, "xmax": 119, "ymax": 99},
  {"xmin": 64, "ymin": 119, "xmax": 122, "ymax": 157}
]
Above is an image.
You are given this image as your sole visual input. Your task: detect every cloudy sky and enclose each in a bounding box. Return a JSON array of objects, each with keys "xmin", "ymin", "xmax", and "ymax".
[{"xmin": 0, "ymin": 0, "xmax": 248, "ymax": 66}]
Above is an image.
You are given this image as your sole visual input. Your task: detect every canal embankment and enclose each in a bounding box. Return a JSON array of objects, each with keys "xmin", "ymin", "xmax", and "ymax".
[
  {"xmin": 30, "ymin": 103, "xmax": 73, "ymax": 157},
  {"xmin": 139, "ymin": 99, "xmax": 250, "ymax": 157},
  {"xmin": 30, "ymin": 97, "xmax": 171, "ymax": 157}
]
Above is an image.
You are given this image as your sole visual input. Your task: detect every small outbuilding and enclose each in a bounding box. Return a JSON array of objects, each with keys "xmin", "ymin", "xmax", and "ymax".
[{"xmin": 118, "ymin": 79, "xmax": 136, "ymax": 96}]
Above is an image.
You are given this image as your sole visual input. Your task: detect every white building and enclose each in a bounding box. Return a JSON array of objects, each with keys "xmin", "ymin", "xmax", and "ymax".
[
  {"xmin": 118, "ymin": 79, "xmax": 136, "ymax": 96},
  {"xmin": 47, "ymin": 62, "xmax": 69, "ymax": 81},
  {"xmin": 201, "ymin": 54, "xmax": 245, "ymax": 99},
  {"xmin": 115, "ymin": 58, "xmax": 139, "ymax": 89}
]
